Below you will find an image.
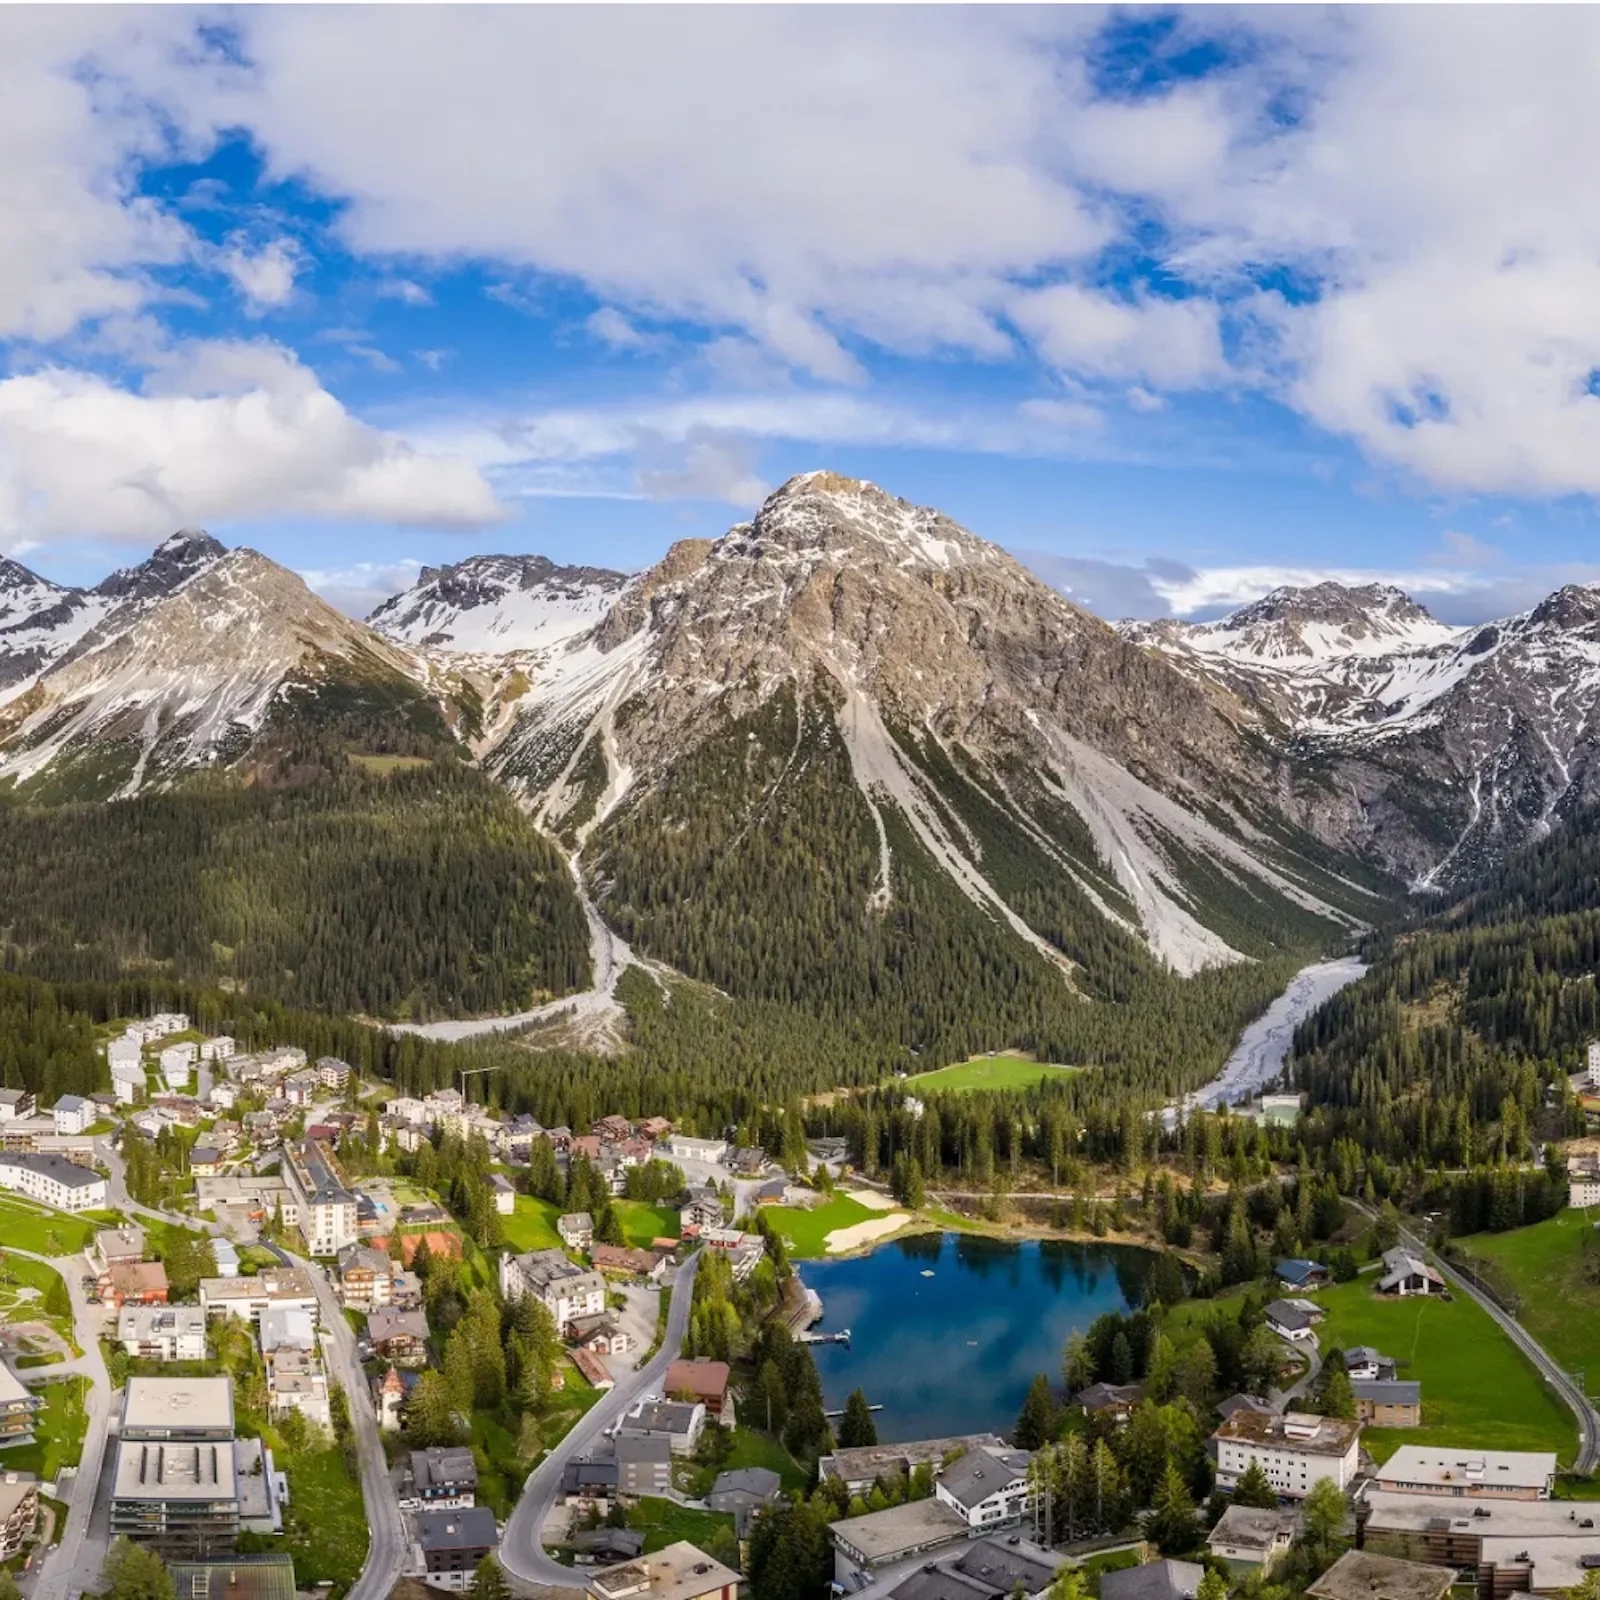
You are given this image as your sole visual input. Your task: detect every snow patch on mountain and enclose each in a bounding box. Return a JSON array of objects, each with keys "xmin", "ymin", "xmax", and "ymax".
[{"xmin": 370, "ymin": 554, "xmax": 630, "ymax": 654}]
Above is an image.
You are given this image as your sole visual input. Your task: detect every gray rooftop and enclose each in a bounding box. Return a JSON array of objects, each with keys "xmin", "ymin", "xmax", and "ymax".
[
  {"xmin": 121, "ymin": 1376, "xmax": 234, "ymax": 1435},
  {"xmin": 709, "ymin": 1466, "xmax": 782, "ymax": 1502},
  {"xmin": 112, "ymin": 1440, "xmax": 238, "ymax": 1503},
  {"xmin": 1353, "ymin": 1380, "xmax": 1422, "ymax": 1406},
  {"xmin": 1208, "ymin": 1505, "xmax": 1302, "ymax": 1552},
  {"xmin": 1101, "ymin": 1560, "xmax": 1206, "ymax": 1600},
  {"xmin": 614, "ymin": 1434, "xmax": 672, "ymax": 1466},
  {"xmin": 411, "ymin": 1446, "xmax": 477, "ymax": 1490},
  {"xmin": 935, "ymin": 1446, "xmax": 1029, "ymax": 1512},
  {"xmin": 829, "ymin": 1497, "xmax": 970, "ymax": 1564},
  {"xmin": 0, "ymin": 1152, "xmax": 103, "ymax": 1189},
  {"xmin": 1307, "ymin": 1551, "xmax": 1454, "ymax": 1600},
  {"xmin": 415, "ymin": 1506, "xmax": 497, "ymax": 1552},
  {"xmin": 949, "ymin": 1538, "xmax": 1059, "ymax": 1594}
]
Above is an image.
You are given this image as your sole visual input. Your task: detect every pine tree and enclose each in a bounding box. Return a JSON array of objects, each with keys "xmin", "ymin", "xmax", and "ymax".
[
  {"xmin": 101, "ymin": 1539, "xmax": 176, "ymax": 1600},
  {"xmin": 1013, "ymin": 1375, "xmax": 1057, "ymax": 1450},
  {"xmin": 1145, "ymin": 1463, "xmax": 1199, "ymax": 1555},
  {"xmin": 839, "ymin": 1389, "xmax": 877, "ymax": 1448},
  {"xmin": 468, "ymin": 1555, "xmax": 509, "ymax": 1600},
  {"xmin": 1230, "ymin": 1460, "xmax": 1277, "ymax": 1509}
]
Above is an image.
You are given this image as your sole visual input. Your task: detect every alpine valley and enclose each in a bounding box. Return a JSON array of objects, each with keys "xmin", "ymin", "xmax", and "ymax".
[{"xmin": 0, "ymin": 472, "xmax": 1595, "ymax": 1077}]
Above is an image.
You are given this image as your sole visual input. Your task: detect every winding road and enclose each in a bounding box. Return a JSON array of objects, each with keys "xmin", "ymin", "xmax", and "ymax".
[
  {"xmin": 1348, "ymin": 1200, "xmax": 1600, "ymax": 1473},
  {"xmin": 19, "ymin": 1248, "xmax": 112, "ymax": 1600},
  {"xmin": 499, "ymin": 1250, "xmax": 701, "ymax": 1589}
]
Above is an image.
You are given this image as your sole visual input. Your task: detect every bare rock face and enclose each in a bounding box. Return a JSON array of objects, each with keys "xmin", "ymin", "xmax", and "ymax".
[{"xmin": 1123, "ymin": 577, "xmax": 1600, "ymax": 888}]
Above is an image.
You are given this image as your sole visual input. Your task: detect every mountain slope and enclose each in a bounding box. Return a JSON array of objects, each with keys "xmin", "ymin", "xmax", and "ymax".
[
  {"xmin": 369, "ymin": 553, "xmax": 630, "ymax": 653},
  {"xmin": 482, "ymin": 473, "xmax": 1391, "ymax": 999},
  {"xmin": 0, "ymin": 545, "xmax": 443, "ymax": 800},
  {"xmin": 1124, "ymin": 581, "xmax": 1600, "ymax": 888}
]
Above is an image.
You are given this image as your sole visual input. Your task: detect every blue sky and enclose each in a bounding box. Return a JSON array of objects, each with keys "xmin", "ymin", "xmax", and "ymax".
[{"xmin": 5, "ymin": 7, "xmax": 1600, "ymax": 622}]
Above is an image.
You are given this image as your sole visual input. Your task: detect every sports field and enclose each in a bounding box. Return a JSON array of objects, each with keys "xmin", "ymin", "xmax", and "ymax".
[{"xmin": 898, "ymin": 1051, "xmax": 1078, "ymax": 1095}]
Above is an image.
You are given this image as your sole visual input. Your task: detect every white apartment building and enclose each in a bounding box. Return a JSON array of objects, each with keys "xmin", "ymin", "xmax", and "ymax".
[
  {"xmin": 107, "ymin": 1036, "xmax": 143, "ymax": 1073},
  {"xmin": 281, "ymin": 1140, "xmax": 359, "ymax": 1256},
  {"xmin": 159, "ymin": 1043, "xmax": 197, "ymax": 1091},
  {"xmin": 119, "ymin": 1306, "xmax": 208, "ymax": 1363},
  {"xmin": 1588, "ymin": 1041, "xmax": 1600, "ymax": 1090},
  {"xmin": 126, "ymin": 1014, "xmax": 189, "ymax": 1045},
  {"xmin": 266, "ymin": 1348, "xmax": 331, "ymax": 1429},
  {"xmin": 667, "ymin": 1134, "xmax": 729, "ymax": 1165},
  {"xmin": 199, "ymin": 1269, "xmax": 319, "ymax": 1325},
  {"xmin": 499, "ymin": 1249, "xmax": 606, "ymax": 1325},
  {"xmin": 52, "ymin": 1096, "xmax": 92, "ymax": 1135},
  {"xmin": 0, "ymin": 1153, "xmax": 108, "ymax": 1212},
  {"xmin": 935, "ymin": 1446, "xmax": 1035, "ymax": 1532},
  {"xmin": 1213, "ymin": 1412, "xmax": 1362, "ymax": 1498},
  {"xmin": 198, "ymin": 1037, "xmax": 235, "ymax": 1063},
  {"xmin": 112, "ymin": 1064, "xmax": 145, "ymax": 1105}
]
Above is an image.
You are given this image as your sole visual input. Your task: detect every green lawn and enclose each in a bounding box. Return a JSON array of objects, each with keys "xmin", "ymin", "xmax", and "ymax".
[
  {"xmin": 613, "ymin": 1201, "xmax": 680, "ymax": 1249},
  {"xmin": 0, "ymin": 1197, "xmax": 95, "ymax": 1258},
  {"xmin": 764, "ymin": 1194, "xmax": 884, "ymax": 1259},
  {"xmin": 246, "ymin": 1443, "xmax": 369, "ymax": 1593},
  {"xmin": 625, "ymin": 1497, "xmax": 737, "ymax": 1557},
  {"xmin": 502, "ymin": 1196, "xmax": 563, "ymax": 1252},
  {"xmin": 2, "ymin": 1376, "xmax": 88, "ymax": 1482},
  {"xmin": 898, "ymin": 1051, "xmax": 1078, "ymax": 1095},
  {"xmin": 683, "ymin": 1427, "xmax": 807, "ymax": 1496},
  {"xmin": 1312, "ymin": 1276, "xmax": 1576, "ymax": 1463},
  {"xmin": 1460, "ymin": 1208, "xmax": 1600, "ymax": 1390}
]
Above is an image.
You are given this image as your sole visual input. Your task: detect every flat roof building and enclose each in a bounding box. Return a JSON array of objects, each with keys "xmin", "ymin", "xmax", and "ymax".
[
  {"xmin": 820, "ymin": 1433, "xmax": 1007, "ymax": 1497},
  {"xmin": 829, "ymin": 1498, "xmax": 970, "ymax": 1584},
  {"xmin": 1213, "ymin": 1410, "xmax": 1362, "ymax": 1498},
  {"xmin": 122, "ymin": 1378, "xmax": 235, "ymax": 1442},
  {"xmin": 1374, "ymin": 1447, "xmax": 1557, "ymax": 1501},
  {"xmin": 587, "ymin": 1540, "xmax": 742, "ymax": 1600},
  {"xmin": 110, "ymin": 1440, "xmax": 239, "ymax": 1555},
  {"xmin": 1307, "ymin": 1551, "xmax": 1454, "ymax": 1600}
]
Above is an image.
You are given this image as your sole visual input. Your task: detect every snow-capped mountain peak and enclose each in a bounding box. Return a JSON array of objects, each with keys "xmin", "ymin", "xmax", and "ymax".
[
  {"xmin": 369, "ymin": 553, "xmax": 630, "ymax": 653},
  {"xmin": 1173, "ymin": 581, "xmax": 1461, "ymax": 664},
  {"xmin": 93, "ymin": 528, "xmax": 226, "ymax": 604}
]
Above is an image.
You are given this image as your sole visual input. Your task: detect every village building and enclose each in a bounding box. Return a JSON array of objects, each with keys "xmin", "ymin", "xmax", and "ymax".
[
  {"xmin": 665, "ymin": 1134, "xmax": 728, "ymax": 1165},
  {"xmin": 1378, "ymin": 1248, "xmax": 1448, "ymax": 1298},
  {"xmin": 374, "ymin": 1366, "xmax": 408, "ymax": 1433},
  {"xmin": 0, "ymin": 1365, "xmax": 40, "ymax": 1446},
  {"xmin": 1207, "ymin": 1506, "xmax": 1301, "ymax": 1575},
  {"xmin": 1275, "ymin": 1258, "xmax": 1329, "ymax": 1291},
  {"xmin": 368, "ymin": 1308, "xmax": 430, "ymax": 1366},
  {"xmin": 1212, "ymin": 1411, "xmax": 1362, "ymax": 1497},
  {"xmin": 488, "ymin": 1173, "xmax": 516, "ymax": 1215},
  {"xmin": 103, "ymin": 1261, "xmax": 170, "ymax": 1309},
  {"xmin": 1102, "ymin": 1561, "xmax": 1207, "ymax": 1600},
  {"xmin": 499, "ymin": 1248, "xmax": 606, "ymax": 1325},
  {"xmin": 411, "ymin": 1506, "xmax": 498, "ymax": 1592},
  {"xmin": 706, "ymin": 1466, "xmax": 783, "ymax": 1536},
  {"xmin": 400, "ymin": 1446, "xmax": 478, "ymax": 1510},
  {"xmin": 0, "ymin": 1473, "xmax": 37, "ymax": 1560},
  {"xmin": 51, "ymin": 1095, "xmax": 92, "ymax": 1135},
  {"xmin": 615, "ymin": 1433, "xmax": 673, "ymax": 1498},
  {"xmin": 1264, "ymin": 1298, "xmax": 1324, "ymax": 1342},
  {"xmin": 1075, "ymin": 1381, "xmax": 1144, "ymax": 1423},
  {"xmin": 113, "ymin": 1063, "xmax": 146, "ymax": 1104},
  {"xmin": 1307, "ymin": 1551, "xmax": 1454, "ymax": 1600},
  {"xmin": 664, "ymin": 1358, "xmax": 735, "ymax": 1426},
  {"xmin": 934, "ymin": 1444, "xmax": 1034, "ymax": 1532},
  {"xmin": 828, "ymin": 1499, "xmax": 972, "ymax": 1586},
  {"xmin": 561, "ymin": 1458, "xmax": 619, "ymax": 1505},
  {"xmin": 282, "ymin": 1139, "xmax": 358, "ymax": 1255},
  {"xmin": 558, "ymin": 1212, "xmax": 595, "ymax": 1250},
  {"xmin": 198, "ymin": 1268, "xmax": 318, "ymax": 1326},
  {"xmin": 619, "ymin": 1400, "xmax": 705, "ymax": 1457},
  {"xmin": 1343, "ymin": 1347, "xmax": 1396, "ymax": 1381},
  {"xmin": 586, "ymin": 1541, "xmax": 741, "ymax": 1600},
  {"xmin": 1373, "ymin": 1447, "xmax": 1556, "ymax": 1500},
  {"xmin": 265, "ymin": 1348, "xmax": 330, "ymax": 1429},
  {"xmin": 336, "ymin": 1244, "xmax": 395, "ymax": 1312},
  {"xmin": 0, "ymin": 1152, "xmax": 107, "ymax": 1211},
  {"xmin": 820, "ymin": 1433, "xmax": 1008, "ymax": 1497},
  {"xmin": 1354, "ymin": 1380, "xmax": 1422, "ymax": 1428},
  {"xmin": 92, "ymin": 1225, "xmax": 147, "ymax": 1275},
  {"xmin": 592, "ymin": 1243, "xmax": 669, "ymax": 1282},
  {"xmin": 119, "ymin": 1307, "xmax": 207, "ymax": 1363}
]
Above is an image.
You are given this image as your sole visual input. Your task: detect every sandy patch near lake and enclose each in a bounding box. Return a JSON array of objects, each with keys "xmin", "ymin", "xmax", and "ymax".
[
  {"xmin": 826, "ymin": 1214, "xmax": 911, "ymax": 1254},
  {"xmin": 845, "ymin": 1189, "xmax": 896, "ymax": 1212}
]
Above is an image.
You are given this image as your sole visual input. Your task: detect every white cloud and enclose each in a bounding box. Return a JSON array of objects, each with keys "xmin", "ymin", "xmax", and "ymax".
[
  {"xmin": 219, "ymin": 236, "xmax": 301, "ymax": 315},
  {"xmin": 0, "ymin": 340, "xmax": 501, "ymax": 551},
  {"xmin": 1009, "ymin": 286, "xmax": 1227, "ymax": 390},
  {"xmin": 298, "ymin": 557, "xmax": 423, "ymax": 618},
  {"xmin": 376, "ymin": 278, "xmax": 432, "ymax": 306},
  {"xmin": 586, "ymin": 308, "xmax": 652, "ymax": 352},
  {"xmin": 0, "ymin": 12, "xmax": 193, "ymax": 341},
  {"xmin": 636, "ymin": 429, "xmax": 769, "ymax": 508},
  {"xmin": 344, "ymin": 344, "xmax": 401, "ymax": 375}
]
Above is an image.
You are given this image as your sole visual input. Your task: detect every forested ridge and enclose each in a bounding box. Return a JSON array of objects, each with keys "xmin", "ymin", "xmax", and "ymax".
[
  {"xmin": 1287, "ymin": 812, "xmax": 1600, "ymax": 1171},
  {"xmin": 0, "ymin": 760, "xmax": 589, "ymax": 1020}
]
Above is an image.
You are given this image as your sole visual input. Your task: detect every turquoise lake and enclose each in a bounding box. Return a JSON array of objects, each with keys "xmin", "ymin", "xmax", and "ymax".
[{"xmin": 798, "ymin": 1233, "xmax": 1157, "ymax": 1442}]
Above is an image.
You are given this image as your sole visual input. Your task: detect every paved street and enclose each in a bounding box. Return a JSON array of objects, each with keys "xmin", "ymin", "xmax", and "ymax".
[
  {"xmin": 19, "ymin": 1248, "xmax": 112, "ymax": 1600},
  {"xmin": 499, "ymin": 1250, "xmax": 700, "ymax": 1589}
]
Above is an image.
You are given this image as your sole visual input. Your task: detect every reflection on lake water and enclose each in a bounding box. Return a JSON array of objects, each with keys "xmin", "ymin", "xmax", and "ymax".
[{"xmin": 798, "ymin": 1233, "xmax": 1156, "ymax": 1442}]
